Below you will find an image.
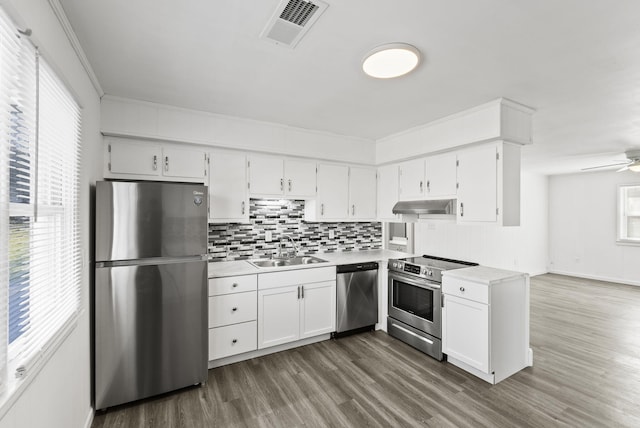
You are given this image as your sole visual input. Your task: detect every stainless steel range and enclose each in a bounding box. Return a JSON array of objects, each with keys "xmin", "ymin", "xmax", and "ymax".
[{"xmin": 387, "ymin": 255, "xmax": 477, "ymax": 360}]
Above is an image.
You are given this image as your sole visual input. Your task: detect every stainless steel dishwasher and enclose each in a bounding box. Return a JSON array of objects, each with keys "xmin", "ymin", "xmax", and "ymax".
[{"xmin": 334, "ymin": 262, "xmax": 379, "ymax": 337}]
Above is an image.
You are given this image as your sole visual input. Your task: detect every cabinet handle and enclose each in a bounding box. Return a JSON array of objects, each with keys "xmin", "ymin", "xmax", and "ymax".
[
  {"xmin": 288, "ymin": 179, "xmax": 292, "ymax": 192},
  {"xmin": 232, "ymin": 307, "xmax": 238, "ymax": 312},
  {"xmin": 232, "ymin": 339, "xmax": 237, "ymax": 344},
  {"xmin": 297, "ymin": 286, "xmax": 301, "ymax": 299},
  {"xmin": 321, "ymin": 204, "xmax": 324, "ymax": 216},
  {"xmin": 280, "ymin": 178, "xmax": 284, "ymax": 191},
  {"xmin": 232, "ymin": 283, "xmax": 238, "ymax": 288},
  {"xmin": 352, "ymin": 205, "xmax": 355, "ymax": 216},
  {"xmin": 460, "ymin": 202, "xmax": 464, "ymax": 217},
  {"xmin": 241, "ymin": 201, "xmax": 245, "ymax": 215},
  {"xmin": 426, "ymin": 180, "xmax": 430, "ymax": 192},
  {"xmin": 420, "ymin": 180, "xmax": 423, "ymax": 193},
  {"xmin": 164, "ymin": 156, "xmax": 169, "ymax": 172},
  {"xmin": 459, "ymin": 287, "xmax": 465, "ymax": 292},
  {"xmin": 301, "ymin": 285, "xmax": 304, "ymax": 299},
  {"xmin": 153, "ymin": 155, "xmax": 158, "ymax": 170}
]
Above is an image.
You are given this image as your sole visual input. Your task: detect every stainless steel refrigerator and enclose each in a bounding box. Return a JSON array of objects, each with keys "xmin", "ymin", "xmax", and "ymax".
[{"xmin": 94, "ymin": 180, "xmax": 208, "ymax": 410}]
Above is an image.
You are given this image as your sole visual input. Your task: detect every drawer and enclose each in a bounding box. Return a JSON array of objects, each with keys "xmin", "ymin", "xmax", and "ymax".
[
  {"xmin": 209, "ymin": 321, "xmax": 257, "ymax": 360},
  {"xmin": 442, "ymin": 278, "xmax": 489, "ymax": 304},
  {"xmin": 209, "ymin": 274, "xmax": 257, "ymax": 296},
  {"xmin": 209, "ymin": 291, "xmax": 257, "ymax": 328}
]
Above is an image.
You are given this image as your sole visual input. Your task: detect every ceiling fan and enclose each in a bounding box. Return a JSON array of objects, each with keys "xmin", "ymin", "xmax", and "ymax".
[{"xmin": 581, "ymin": 149, "xmax": 640, "ymax": 172}]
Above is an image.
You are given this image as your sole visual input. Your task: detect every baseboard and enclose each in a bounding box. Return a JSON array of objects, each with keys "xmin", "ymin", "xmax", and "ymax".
[
  {"xmin": 83, "ymin": 407, "xmax": 94, "ymax": 428},
  {"xmin": 547, "ymin": 269, "xmax": 640, "ymax": 287}
]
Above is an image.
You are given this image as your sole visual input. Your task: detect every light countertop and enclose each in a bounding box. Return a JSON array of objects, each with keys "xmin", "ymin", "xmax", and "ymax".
[
  {"xmin": 442, "ymin": 265, "xmax": 528, "ymax": 284},
  {"xmin": 208, "ymin": 249, "xmax": 413, "ymax": 278}
]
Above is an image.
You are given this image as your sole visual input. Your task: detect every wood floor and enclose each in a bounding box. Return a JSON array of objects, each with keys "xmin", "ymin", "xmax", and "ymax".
[{"xmin": 92, "ymin": 274, "xmax": 640, "ymax": 427}]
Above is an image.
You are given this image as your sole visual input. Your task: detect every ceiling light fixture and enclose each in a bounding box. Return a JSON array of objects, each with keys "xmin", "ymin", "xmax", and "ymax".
[
  {"xmin": 628, "ymin": 161, "xmax": 640, "ymax": 172},
  {"xmin": 362, "ymin": 43, "xmax": 421, "ymax": 79}
]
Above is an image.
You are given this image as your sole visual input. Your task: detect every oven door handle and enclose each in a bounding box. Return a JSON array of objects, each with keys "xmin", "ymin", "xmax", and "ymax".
[
  {"xmin": 389, "ymin": 272, "xmax": 441, "ymax": 290},
  {"xmin": 390, "ymin": 323, "xmax": 434, "ymax": 345}
]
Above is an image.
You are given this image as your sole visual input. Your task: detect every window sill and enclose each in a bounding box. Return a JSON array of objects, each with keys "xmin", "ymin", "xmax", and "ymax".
[
  {"xmin": 0, "ymin": 311, "xmax": 80, "ymax": 420},
  {"xmin": 616, "ymin": 239, "xmax": 640, "ymax": 247}
]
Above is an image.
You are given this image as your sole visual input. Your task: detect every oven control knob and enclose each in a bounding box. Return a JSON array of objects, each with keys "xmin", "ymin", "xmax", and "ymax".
[{"xmin": 427, "ymin": 270, "xmax": 433, "ymax": 276}]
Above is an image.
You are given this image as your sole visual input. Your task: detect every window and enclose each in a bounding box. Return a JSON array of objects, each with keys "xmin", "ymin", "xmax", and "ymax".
[
  {"xmin": 0, "ymin": 6, "xmax": 81, "ymax": 404},
  {"xmin": 618, "ymin": 184, "xmax": 640, "ymax": 243}
]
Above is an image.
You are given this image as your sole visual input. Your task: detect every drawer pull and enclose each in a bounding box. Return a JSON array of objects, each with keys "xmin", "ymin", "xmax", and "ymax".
[
  {"xmin": 232, "ymin": 307, "xmax": 238, "ymax": 312},
  {"xmin": 232, "ymin": 339, "xmax": 237, "ymax": 344},
  {"xmin": 232, "ymin": 283, "xmax": 238, "ymax": 288},
  {"xmin": 459, "ymin": 286, "xmax": 465, "ymax": 292}
]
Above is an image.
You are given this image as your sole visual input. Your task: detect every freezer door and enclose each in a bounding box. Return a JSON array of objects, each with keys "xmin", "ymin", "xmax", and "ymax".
[
  {"xmin": 95, "ymin": 259, "xmax": 207, "ymax": 410},
  {"xmin": 96, "ymin": 181, "xmax": 207, "ymax": 261}
]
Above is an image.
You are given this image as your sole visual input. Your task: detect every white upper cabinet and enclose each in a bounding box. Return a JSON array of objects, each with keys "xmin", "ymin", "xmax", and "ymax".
[
  {"xmin": 104, "ymin": 139, "xmax": 207, "ymax": 183},
  {"xmin": 348, "ymin": 167, "xmax": 377, "ymax": 221},
  {"xmin": 248, "ymin": 156, "xmax": 283, "ymax": 196},
  {"xmin": 398, "ymin": 158, "xmax": 426, "ymax": 201},
  {"xmin": 284, "ymin": 159, "xmax": 317, "ymax": 198},
  {"xmin": 424, "ymin": 152, "xmax": 457, "ymax": 198},
  {"xmin": 208, "ymin": 151, "xmax": 249, "ymax": 223},
  {"xmin": 107, "ymin": 140, "xmax": 161, "ymax": 177},
  {"xmin": 377, "ymin": 164, "xmax": 401, "ymax": 222},
  {"xmin": 456, "ymin": 141, "xmax": 520, "ymax": 225},
  {"xmin": 248, "ymin": 156, "xmax": 316, "ymax": 198},
  {"xmin": 305, "ymin": 163, "xmax": 349, "ymax": 221},
  {"xmin": 162, "ymin": 147, "xmax": 208, "ymax": 180}
]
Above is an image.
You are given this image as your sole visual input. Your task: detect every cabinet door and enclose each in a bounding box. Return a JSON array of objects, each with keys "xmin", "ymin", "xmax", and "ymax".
[
  {"xmin": 209, "ymin": 152, "xmax": 248, "ymax": 223},
  {"xmin": 457, "ymin": 144, "xmax": 497, "ymax": 222},
  {"xmin": 425, "ymin": 152, "xmax": 457, "ymax": 198},
  {"xmin": 348, "ymin": 167, "xmax": 377, "ymax": 220},
  {"xmin": 300, "ymin": 281, "xmax": 336, "ymax": 339},
  {"xmin": 285, "ymin": 160, "xmax": 316, "ymax": 198},
  {"xmin": 257, "ymin": 286, "xmax": 300, "ymax": 349},
  {"xmin": 162, "ymin": 147, "xmax": 207, "ymax": 180},
  {"xmin": 442, "ymin": 294, "xmax": 489, "ymax": 373},
  {"xmin": 248, "ymin": 156, "xmax": 284, "ymax": 196},
  {"xmin": 107, "ymin": 140, "xmax": 161, "ymax": 177},
  {"xmin": 377, "ymin": 164, "xmax": 400, "ymax": 221},
  {"xmin": 398, "ymin": 158, "xmax": 426, "ymax": 201},
  {"xmin": 316, "ymin": 164, "xmax": 349, "ymax": 220}
]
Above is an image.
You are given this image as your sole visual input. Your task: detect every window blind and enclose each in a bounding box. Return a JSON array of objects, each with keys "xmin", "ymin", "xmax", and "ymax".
[{"xmin": 0, "ymin": 5, "xmax": 82, "ymax": 403}]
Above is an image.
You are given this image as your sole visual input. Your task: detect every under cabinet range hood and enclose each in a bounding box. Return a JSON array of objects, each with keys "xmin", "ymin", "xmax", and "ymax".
[{"xmin": 392, "ymin": 199, "xmax": 456, "ymax": 221}]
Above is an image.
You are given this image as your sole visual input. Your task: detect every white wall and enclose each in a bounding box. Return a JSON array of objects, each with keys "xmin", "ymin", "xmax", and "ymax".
[
  {"xmin": 0, "ymin": 1, "xmax": 101, "ymax": 428},
  {"xmin": 414, "ymin": 172, "xmax": 549, "ymax": 276},
  {"xmin": 549, "ymin": 170, "xmax": 640, "ymax": 285},
  {"xmin": 101, "ymin": 96, "xmax": 376, "ymax": 165}
]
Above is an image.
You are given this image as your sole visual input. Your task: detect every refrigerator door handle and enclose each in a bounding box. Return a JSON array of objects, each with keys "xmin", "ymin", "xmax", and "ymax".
[{"xmin": 96, "ymin": 255, "xmax": 207, "ymax": 268}]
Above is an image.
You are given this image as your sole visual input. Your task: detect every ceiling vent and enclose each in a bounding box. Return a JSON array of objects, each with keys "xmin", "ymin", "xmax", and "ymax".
[{"xmin": 260, "ymin": 0, "xmax": 329, "ymax": 48}]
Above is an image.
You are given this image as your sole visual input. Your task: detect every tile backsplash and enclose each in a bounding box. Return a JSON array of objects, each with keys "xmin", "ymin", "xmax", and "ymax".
[{"xmin": 208, "ymin": 199, "xmax": 382, "ymax": 261}]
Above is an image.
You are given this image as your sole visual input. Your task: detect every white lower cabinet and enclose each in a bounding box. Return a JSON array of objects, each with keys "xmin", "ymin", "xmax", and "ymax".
[
  {"xmin": 208, "ymin": 274, "xmax": 258, "ymax": 361},
  {"xmin": 209, "ymin": 321, "xmax": 257, "ymax": 361},
  {"xmin": 442, "ymin": 294, "xmax": 489, "ymax": 373},
  {"xmin": 442, "ymin": 266, "xmax": 531, "ymax": 384},
  {"xmin": 257, "ymin": 267, "xmax": 336, "ymax": 350}
]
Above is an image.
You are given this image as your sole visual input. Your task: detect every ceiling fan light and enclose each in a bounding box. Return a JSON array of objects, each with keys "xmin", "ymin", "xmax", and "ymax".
[
  {"xmin": 362, "ymin": 43, "xmax": 420, "ymax": 79},
  {"xmin": 628, "ymin": 161, "xmax": 640, "ymax": 172}
]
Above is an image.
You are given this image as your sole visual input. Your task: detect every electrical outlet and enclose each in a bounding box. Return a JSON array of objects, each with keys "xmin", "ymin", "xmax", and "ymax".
[
  {"xmin": 265, "ymin": 230, "xmax": 272, "ymax": 242},
  {"xmin": 328, "ymin": 230, "xmax": 335, "ymax": 240}
]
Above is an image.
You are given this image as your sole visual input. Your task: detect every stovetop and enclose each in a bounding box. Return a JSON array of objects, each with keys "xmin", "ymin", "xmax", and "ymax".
[{"xmin": 388, "ymin": 254, "xmax": 478, "ymax": 282}]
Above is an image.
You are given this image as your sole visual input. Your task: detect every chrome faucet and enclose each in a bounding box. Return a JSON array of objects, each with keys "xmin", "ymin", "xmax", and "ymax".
[{"xmin": 281, "ymin": 234, "xmax": 300, "ymax": 258}]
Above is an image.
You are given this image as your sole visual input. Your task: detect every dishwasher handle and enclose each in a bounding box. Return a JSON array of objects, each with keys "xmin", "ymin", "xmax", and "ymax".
[{"xmin": 336, "ymin": 262, "xmax": 379, "ymax": 274}]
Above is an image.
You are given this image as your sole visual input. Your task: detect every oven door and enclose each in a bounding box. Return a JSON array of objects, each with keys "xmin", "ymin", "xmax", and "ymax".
[{"xmin": 388, "ymin": 271, "xmax": 441, "ymax": 338}]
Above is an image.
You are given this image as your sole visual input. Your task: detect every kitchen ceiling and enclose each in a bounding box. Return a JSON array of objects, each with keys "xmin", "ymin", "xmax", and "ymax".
[{"xmin": 58, "ymin": 0, "xmax": 640, "ymax": 174}]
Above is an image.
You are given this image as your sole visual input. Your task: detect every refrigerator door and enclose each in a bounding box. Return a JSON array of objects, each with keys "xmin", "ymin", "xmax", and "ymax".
[
  {"xmin": 95, "ymin": 259, "xmax": 207, "ymax": 410},
  {"xmin": 95, "ymin": 181, "xmax": 207, "ymax": 262}
]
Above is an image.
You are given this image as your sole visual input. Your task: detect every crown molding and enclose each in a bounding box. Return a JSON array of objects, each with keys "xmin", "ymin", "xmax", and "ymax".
[{"xmin": 48, "ymin": 0, "xmax": 104, "ymax": 97}]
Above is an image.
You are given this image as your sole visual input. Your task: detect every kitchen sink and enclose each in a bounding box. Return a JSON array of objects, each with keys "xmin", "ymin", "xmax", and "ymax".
[{"xmin": 249, "ymin": 255, "xmax": 328, "ymax": 268}]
